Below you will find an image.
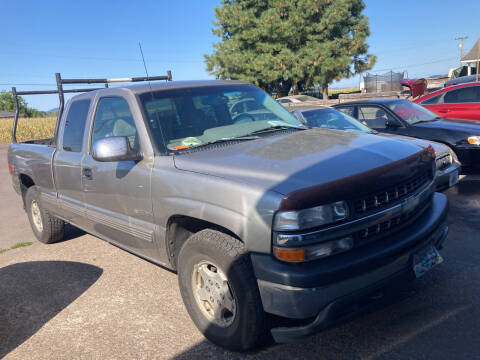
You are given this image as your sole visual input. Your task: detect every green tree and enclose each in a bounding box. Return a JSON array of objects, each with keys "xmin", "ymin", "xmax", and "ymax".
[
  {"xmin": 0, "ymin": 90, "xmax": 46, "ymax": 117},
  {"xmin": 205, "ymin": 0, "xmax": 376, "ymax": 99},
  {"xmin": 0, "ymin": 90, "xmax": 26, "ymax": 114}
]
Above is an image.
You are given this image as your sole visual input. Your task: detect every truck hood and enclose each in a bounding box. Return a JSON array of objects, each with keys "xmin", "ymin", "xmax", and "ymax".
[
  {"xmin": 173, "ymin": 128, "xmax": 431, "ymax": 209},
  {"xmin": 376, "ymin": 133, "xmax": 449, "ymax": 154}
]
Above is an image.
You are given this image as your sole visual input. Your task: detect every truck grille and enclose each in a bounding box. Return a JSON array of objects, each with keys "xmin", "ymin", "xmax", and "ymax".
[
  {"xmin": 435, "ymin": 153, "xmax": 452, "ymax": 171},
  {"xmin": 353, "ymin": 172, "xmax": 430, "ymax": 214},
  {"xmin": 357, "ymin": 195, "xmax": 431, "ymax": 244}
]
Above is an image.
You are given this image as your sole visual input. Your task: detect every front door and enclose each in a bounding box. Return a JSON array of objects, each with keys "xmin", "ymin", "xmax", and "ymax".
[
  {"xmin": 357, "ymin": 105, "xmax": 400, "ymax": 134},
  {"xmin": 82, "ymin": 96, "xmax": 156, "ymax": 258}
]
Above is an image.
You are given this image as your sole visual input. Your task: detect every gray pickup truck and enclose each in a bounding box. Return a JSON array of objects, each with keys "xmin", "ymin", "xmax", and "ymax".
[{"xmin": 8, "ymin": 75, "xmax": 449, "ymax": 351}]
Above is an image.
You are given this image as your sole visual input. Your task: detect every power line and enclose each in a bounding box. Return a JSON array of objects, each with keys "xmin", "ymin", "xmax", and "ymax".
[
  {"xmin": 369, "ymin": 56, "xmax": 458, "ymax": 73},
  {"xmin": 0, "ymin": 51, "xmax": 204, "ymax": 64}
]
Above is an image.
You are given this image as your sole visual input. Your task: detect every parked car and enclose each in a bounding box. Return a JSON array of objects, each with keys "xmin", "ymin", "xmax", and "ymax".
[
  {"xmin": 333, "ymin": 99, "xmax": 480, "ymax": 173},
  {"xmin": 277, "ymin": 94, "xmax": 323, "ymax": 109},
  {"xmin": 9, "ymin": 76, "xmax": 449, "ymax": 351},
  {"xmin": 400, "ymin": 78, "xmax": 427, "ymax": 98},
  {"xmin": 414, "ymin": 82, "xmax": 480, "ymax": 121},
  {"xmin": 444, "ymin": 75, "xmax": 479, "ymax": 87},
  {"xmin": 292, "ymin": 106, "xmax": 461, "ymax": 190}
]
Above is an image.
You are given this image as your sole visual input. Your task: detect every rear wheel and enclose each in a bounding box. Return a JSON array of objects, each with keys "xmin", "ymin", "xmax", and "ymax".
[
  {"xmin": 177, "ymin": 229, "xmax": 265, "ymax": 351},
  {"xmin": 25, "ymin": 186, "xmax": 65, "ymax": 244}
]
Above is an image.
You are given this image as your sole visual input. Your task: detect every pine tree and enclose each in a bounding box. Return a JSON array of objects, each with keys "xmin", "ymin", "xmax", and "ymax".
[{"xmin": 205, "ymin": 0, "xmax": 376, "ymax": 98}]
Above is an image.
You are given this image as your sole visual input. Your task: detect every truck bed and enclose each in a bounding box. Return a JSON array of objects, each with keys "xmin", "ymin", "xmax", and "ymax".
[
  {"xmin": 20, "ymin": 138, "xmax": 55, "ymax": 145},
  {"xmin": 8, "ymin": 142, "xmax": 56, "ymax": 196}
]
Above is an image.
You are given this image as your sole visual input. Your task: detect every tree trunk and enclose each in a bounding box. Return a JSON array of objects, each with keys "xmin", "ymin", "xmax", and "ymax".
[
  {"xmin": 292, "ymin": 80, "xmax": 299, "ymax": 95},
  {"xmin": 322, "ymin": 85, "xmax": 329, "ymax": 104},
  {"xmin": 274, "ymin": 81, "xmax": 281, "ymax": 98}
]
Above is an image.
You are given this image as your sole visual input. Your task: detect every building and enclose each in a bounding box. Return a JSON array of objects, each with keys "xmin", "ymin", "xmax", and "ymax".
[
  {"xmin": 0, "ymin": 110, "xmax": 15, "ymax": 118},
  {"xmin": 461, "ymin": 37, "xmax": 480, "ymax": 80}
]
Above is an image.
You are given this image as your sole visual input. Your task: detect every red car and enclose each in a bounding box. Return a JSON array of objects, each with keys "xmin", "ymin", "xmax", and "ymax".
[{"xmin": 414, "ymin": 82, "xmax": 480, "ymax": 121}]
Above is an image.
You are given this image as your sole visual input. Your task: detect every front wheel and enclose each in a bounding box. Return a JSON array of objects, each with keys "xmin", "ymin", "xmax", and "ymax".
[
  {"xmin": 25, "ymin": 186, "xmax": 65, "ymax": 244},
  {"xmin": 177, "ymin": 229, "xmax": 265, "ymax": 351}
]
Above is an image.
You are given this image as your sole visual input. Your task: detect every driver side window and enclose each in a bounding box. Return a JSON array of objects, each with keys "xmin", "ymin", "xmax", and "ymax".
[
  {"xmin": 91, "ymin": 97, "xmax": 138, "ymax": 151},
  {"xmin": 357, "ymin": 106, "xmax": 395, "ymax": 129}
]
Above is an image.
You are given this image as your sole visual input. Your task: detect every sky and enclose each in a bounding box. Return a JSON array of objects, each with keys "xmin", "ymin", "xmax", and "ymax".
[{"xmin": 0, "ymin": 0, "xmax": 478, "ymax": 111}]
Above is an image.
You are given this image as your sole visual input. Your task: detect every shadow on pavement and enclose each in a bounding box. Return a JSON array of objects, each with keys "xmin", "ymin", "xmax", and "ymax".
[
  {"xmin": 0, "ymin": 261, "xmax": 103, "ymax": 358},
  {"xmin": 61, "ymin": 224, "xmax": 87, "ymax": 242}
]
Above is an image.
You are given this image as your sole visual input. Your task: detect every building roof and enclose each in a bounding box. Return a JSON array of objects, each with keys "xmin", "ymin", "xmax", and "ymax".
[
  {"xmin": 461, "ymin": 37, "xmax": 480, "ymax": 63},
  {"xmin": 0, "ymin": 110, "xmax": 15, "ymax": 118}
]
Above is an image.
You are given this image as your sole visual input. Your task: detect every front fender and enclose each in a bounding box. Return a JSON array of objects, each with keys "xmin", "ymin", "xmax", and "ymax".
[{"xmin": 151, "ymin": 158, "xmax": 282, "ymax": 254}]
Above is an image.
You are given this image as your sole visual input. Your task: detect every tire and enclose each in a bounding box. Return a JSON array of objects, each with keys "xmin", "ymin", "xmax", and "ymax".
[
  {"xmin": 177, "ymin": 229, "xmax": 265, "ymax": 351},
  {"xmin": 25, "ymin": 186, "xmax": 65, "ymax": 244}
]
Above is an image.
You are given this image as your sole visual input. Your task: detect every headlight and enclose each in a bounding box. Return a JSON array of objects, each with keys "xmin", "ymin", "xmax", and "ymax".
[
  {"xmin": 467, "ymin": 136, "xmax": 480, "ymax": 145},
  {"xmin": 273, "ymin": 236, "xmax": 354, "ymax": 262},
  {"xmin": 448, "ymin": 148, "xmax": 459, "ymax": 163},
  {"xmin": 273, "ymin": 201, "xmax": 349, "ymax": 231}
]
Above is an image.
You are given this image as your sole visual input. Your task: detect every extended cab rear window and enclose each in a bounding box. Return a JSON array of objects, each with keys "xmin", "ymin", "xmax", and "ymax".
[{"xmin": 62, "ymin": 99, "xmax": 91, "ymax": 152}]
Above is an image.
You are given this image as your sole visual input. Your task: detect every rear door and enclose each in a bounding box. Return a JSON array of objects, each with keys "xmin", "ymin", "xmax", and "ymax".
[
  {"xmin": 54, "ymin": 97, "xmax": 92, "ymax": 228},
  {"xmin": 81, "ymin": 94, "xmax": 157, "ymax": 258},
  {"xmin": 423, "ymin": 85, "xmax": 480, "ymax": 120}
]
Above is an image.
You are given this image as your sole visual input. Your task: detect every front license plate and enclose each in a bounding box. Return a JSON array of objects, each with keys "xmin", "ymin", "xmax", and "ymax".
[
  {"xmin": 413, "ymin": 245, "xmax": 443, "ymax": 278},
  {"xmin": 449, "ymin": 170, "xmax": 459, "ymax": 187}
]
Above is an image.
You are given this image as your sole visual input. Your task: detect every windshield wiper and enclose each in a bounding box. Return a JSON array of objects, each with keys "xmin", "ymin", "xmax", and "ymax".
[
  {"xmin": 414, "ymin": 119, "xmax": 438, "ymax": 124},
  {"xmin": 247, "ymin": 125, "xmax": 306, "ymax": 135},
  {"xmin": 184, "ymin": 136, "xmax": 260, "ymax": 149}
]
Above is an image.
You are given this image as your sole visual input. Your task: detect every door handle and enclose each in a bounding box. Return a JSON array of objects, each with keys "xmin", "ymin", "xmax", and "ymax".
[
  {"xmin": 82, "ymin": 167, "xmax": 93, "ymax": 180},
  {"xmin": 438, "ymin": 109, "xmax": 449, "ymax": 113}
]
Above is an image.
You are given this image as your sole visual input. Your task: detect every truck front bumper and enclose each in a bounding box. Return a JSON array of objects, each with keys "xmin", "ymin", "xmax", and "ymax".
[{"xmin": 251, "ymin": 192, "xmax": 449, "ymax": 343}]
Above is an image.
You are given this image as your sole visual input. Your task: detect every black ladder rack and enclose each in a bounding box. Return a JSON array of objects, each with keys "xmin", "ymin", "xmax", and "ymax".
[{"xmin": 11, "ymin": 71, "xmax": 172, "ymax": 143}]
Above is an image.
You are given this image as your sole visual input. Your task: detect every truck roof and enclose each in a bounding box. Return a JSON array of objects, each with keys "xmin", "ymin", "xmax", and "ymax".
[{"xmin": 71, "ymin": 80, "xmax": 251, "ymax": 100}]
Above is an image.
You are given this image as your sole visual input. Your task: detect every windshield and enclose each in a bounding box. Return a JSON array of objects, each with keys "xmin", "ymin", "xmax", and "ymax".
[
  {"xmin": 300, "ymin": 108, "xmax": 372, "ymax": 133},
  {"xmin": 139, "ymin": 84, "xmax": 304, "ymax": 151},
  {"xmin": 387, "ymin": 100, "xmax": 438, "ymax": 125}
]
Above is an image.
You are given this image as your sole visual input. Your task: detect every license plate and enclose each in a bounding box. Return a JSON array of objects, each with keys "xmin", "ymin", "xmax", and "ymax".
[
  {"xmin": 449, "ymin": 170, "xmax": 459, "ymax": 187},
  {"xmin": 413, "ymin": 245, "xmax": 443, "ymax": 278}
]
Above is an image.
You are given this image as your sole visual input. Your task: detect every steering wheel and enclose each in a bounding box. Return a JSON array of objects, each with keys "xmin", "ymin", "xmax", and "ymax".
[{"xmin": 233, "ymin": 113, "xmax": 255, "ymax": 124}]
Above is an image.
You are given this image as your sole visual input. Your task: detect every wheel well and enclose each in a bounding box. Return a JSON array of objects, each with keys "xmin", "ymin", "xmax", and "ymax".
[
  {"xmin": 166, "ymin": 215, "xmax": 240, "ymax": 270},
  {"xmin": 19, "ymin": 174, "xmax": 35, "ymax": 207}
]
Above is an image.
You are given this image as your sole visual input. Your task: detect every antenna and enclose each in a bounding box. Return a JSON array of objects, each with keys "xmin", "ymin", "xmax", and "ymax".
[
  {"xmin": 138, "ymin": 42, "xmax": 168, "ymax": 152},
  {"xmin": 139, "ymin": 42, "xmax": 150, "ymax": 79}
]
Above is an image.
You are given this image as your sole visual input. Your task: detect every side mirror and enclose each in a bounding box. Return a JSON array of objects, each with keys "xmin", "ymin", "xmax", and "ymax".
[
  {"xmin": 385, "ymin": 120, "xmax": 401, "ymax": 128},
  {"xmin": 92, "ymin": 136, "xmax": 142, "ymax": 162}
]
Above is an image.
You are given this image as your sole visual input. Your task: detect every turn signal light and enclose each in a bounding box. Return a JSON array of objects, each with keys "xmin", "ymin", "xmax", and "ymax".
[
  {"xmin": 7, "ymin": 154, "xmax": 13, "ymax": 173},
  {"xmin": 427, "ymin": 144, "xmax": 436, "ymax": 158},
  {"xmin": 273, "ymin": 248, "xmax": 306, "ymax": 262},
  {"xmin": 467, "ymin": 136, "xmax": 480, "ymax": 145}
]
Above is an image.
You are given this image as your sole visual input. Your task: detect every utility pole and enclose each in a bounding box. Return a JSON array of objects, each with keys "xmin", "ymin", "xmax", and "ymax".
[{"xmin": 455, "ymin": 36, "xmax": 468, "ymax": 64}]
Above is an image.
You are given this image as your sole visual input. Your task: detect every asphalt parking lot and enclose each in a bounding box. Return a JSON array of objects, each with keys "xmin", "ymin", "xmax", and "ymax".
[{"xmin": 1, "ymin": 144, "xmax": 480, "ymax": 359}]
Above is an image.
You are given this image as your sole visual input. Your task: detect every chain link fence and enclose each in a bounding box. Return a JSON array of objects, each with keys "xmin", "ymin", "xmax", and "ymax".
[{"xmin": 363, "ymin": 71, "xmax": 405, "ymax": 93}]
